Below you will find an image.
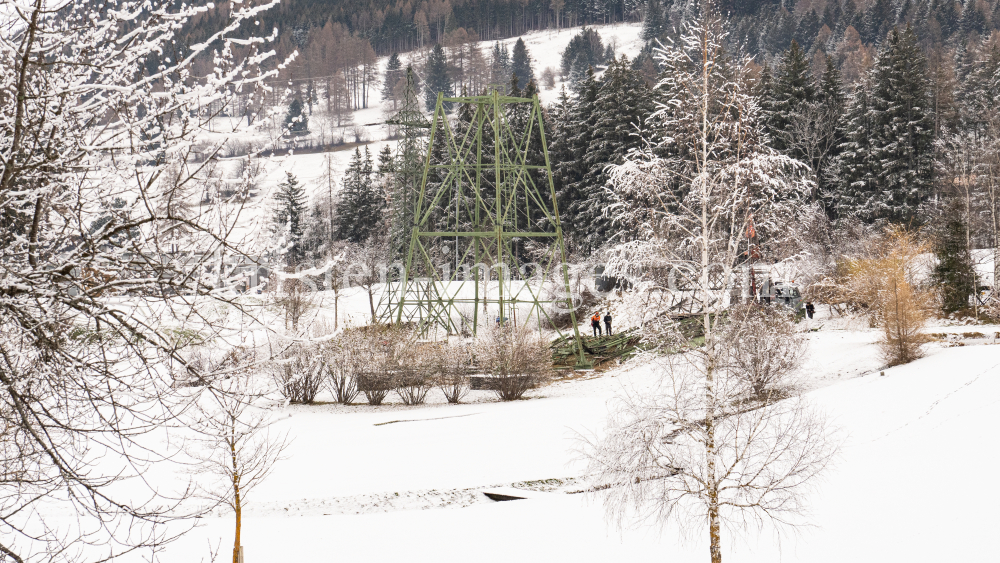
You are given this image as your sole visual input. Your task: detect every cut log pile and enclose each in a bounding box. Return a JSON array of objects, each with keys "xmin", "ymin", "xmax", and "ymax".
[{"xmin": 551, "ymin": 328, "xmax": 641, "ymax": 367}]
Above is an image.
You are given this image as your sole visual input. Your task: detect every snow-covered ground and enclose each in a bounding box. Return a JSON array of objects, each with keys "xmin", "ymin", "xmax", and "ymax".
[{"xmin": 141, "ymin": 299, "xmax": 1000, "ymax": 563}]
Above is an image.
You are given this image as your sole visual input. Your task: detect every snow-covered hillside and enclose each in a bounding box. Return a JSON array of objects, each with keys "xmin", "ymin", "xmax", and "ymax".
[
  {"xmin": 142, "ymin": 300, "xmax": 1000, "ymax": 563},
  {"xmin": 220, "ymin": 22, "xmax": 645, "ymax": 246}
]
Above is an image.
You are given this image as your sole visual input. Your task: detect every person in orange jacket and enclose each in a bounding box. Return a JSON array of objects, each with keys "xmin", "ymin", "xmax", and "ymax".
[{"xmin": 591, "ymin": 311, "xmax": 602, "ymax": 337}]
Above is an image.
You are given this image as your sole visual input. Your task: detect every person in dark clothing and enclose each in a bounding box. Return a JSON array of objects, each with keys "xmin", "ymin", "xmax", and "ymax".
[
  {"xmin": 591, "ymin": 312, "xmax": 602, "ymax": 337},
  {"xmin": 805, "ymin": 302, "xmax": 815, "ymax": 319},
  {"xmin": 603, "ymin": 312, "xmax": 612, "ymax": 335}
]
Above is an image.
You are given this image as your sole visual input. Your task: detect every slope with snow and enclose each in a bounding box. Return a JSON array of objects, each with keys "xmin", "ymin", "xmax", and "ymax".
[{"xmin": 152, "ymin": 301, "xmax": 1000, "ymax": 563}]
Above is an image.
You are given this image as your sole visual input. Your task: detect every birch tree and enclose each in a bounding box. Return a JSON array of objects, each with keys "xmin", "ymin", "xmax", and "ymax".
[{"xmin": 587, "ymin": 13, "xmax": 833, "ymax": 563}]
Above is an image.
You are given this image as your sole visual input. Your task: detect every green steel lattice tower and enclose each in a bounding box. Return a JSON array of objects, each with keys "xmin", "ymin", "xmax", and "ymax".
[{"xmin": 380, "ymin": 89, "xmax": 588, "ymax": 368}]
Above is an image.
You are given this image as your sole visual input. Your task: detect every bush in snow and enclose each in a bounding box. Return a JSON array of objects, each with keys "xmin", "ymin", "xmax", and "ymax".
[
  {"xmin": 271, "ymin": 346, "xmax": 324, "ymax": 404},
  {"xmin": 322, "ymin": 337, "xmax": 361, "ymax": 404},
  {"xmin": 473, "ymin": 324, "xmax": 552, "ymax": 401},
  {"xmin": 434, "ymin": 341, "xmax": 474, "ymax": 404},
  {"xmin": 334, "ymin": 324, "xmax": 420, "ymax": 405},
  {"xmin": 721, "ymin": 304, "xmax": 805, "ymax": 402},
  {"xmin": 840, "ymin": 226, "xmax": 932, "ymax": 366},
  {"xmin": 395, "ymin": 367, "xmax": 432, "ymax": 405}
]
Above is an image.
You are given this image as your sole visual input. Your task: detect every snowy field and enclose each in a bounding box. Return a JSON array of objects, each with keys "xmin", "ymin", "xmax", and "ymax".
[{"xmin": 143, "ymin": 300, "xmax": 1000, "ymax": 563}]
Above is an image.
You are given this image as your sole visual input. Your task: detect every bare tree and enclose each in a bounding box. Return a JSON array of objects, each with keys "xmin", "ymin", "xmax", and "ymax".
[
  {"xmin": 187, "ymin": 351, "xmax": 289, "ymax": 563},
  {"xmin": 583, "ymin": 348, "xmax": 836, "ymax": 560},
  {"xmin": 276, "ymin": 275, "xmax": 316, "ymax": 332},
  {"xmin": 473, "ymin": 324, "xmax": 552, "ymax": 401},
  {"xmin": 346, "ymin": 238, "xmax": 390, "ymax": 324},
  {"xmin": 0, "ymin": 0, "xmax": 288, "ymax": 559},
  {"xmin": 324, "ymin": 244, "xmax": 351, "ymax": 331},
  {"xmin": 777, "ymin": 101, "xmax": 842, "ymax": 202}
]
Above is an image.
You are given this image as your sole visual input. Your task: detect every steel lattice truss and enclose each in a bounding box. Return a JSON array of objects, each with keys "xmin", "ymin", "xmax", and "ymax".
[{"xmin": 377, "ymin": 90, "xmax": 588, "ymax": 366}]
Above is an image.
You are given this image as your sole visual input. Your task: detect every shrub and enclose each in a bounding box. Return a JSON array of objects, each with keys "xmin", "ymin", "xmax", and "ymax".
[
  {"xmin": 272, "ymin": 347, "xmax": 323, "ymax": 404},
  {"xmin": 395, "ymin": 367, "xmax": 431, "ymax": 405},
  {"xmin": 840, "ymin": 226, "xmax": 932, "ymax": 366},
  {"xmin": 323, "ymin": 359, "xmax": 359, "ymax": 405},
  {"xmin": 356, "ymin": 371, "xmax": 396, "ymax": 406},
  {"xmin": 426, "ymin": 340, "xmax": 473, "ymax": 404},
  {"xmin": 323, "ymin": 332, "xmax": 364, "ymax": 404},
  {"xmin": 473, "ymin": 325, "xmax": 552, "ymax": 401},
  {"xmin": 931, "ymin": 202, "xmax": 976, "ymax": 314},
  {"xmin": 334, "ymin": 324, "xmax": 419, "ymax": 405},
  {"xmin": 721, "ymin": 304, "xmax": 805, "ymax": 401}
]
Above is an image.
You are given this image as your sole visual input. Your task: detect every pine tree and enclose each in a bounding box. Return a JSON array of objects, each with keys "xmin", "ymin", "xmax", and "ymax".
[
  {"xmin": 490, "ymin": 42, "xmax": 512, "ymax": 91},
  {"xmin": 867, "ymin": 26, "xmax": 935, "ymax": 223},
  {"xmin": 642, "ymin": 0, "xmax": 666, "ymax": 43},
  {"xmin": 511, "ymin": 38, "xmax": 535, "ymax": 90},
  {"xmin": 382, "ymin": 52, "xmax": 404, "ymax": 109},
  {"xmin": 960, "ymin": 45, "xmax": 1000, "ymax": 131},
  {"xmin": 932, "ymin": 201, "xmax": 976, "ymax": 313},
  {"xmin": 568, "ymin": 54, "xmax": 591, "ymax": 93},
  {"xmin": 386, "ymin": 68, "xmax": 429, "ymax": 262},
  {"xmin": 548, "ymin": 86, "xmax": 577, "ymax": 241},
  {"xmin": 766, "ymin": 41, "xmax": 816, "ymax": 152},
  {"xmin": 425, "ymin": 43, "xmax": 454, "ymax": 113},
  {"xmin": 833, "ymin": 79, "xmax": 877, "ymax": 221},
  {"xmin": 795, "ymin": 9, "xmax": 822, "ymax": 50},
  {"xmin": 834, "ymin": 27, "xmax": 934, "ymax": 224},
  {"xmin": 337, "ymin": 148, "xmax": 383, "ymax": 243},
  {"xmin": 273, "ymin": 172, "xmax": 308, "ymax": 259},
  {"xmin": 558, "ymin": 68, "xmax": 600, "ymax": 251},
  {"xmin": 817, "ymin": 54, "xmax": 846, "ymax": 210},
  {"xmin": 577, "ymin": 56, "xmax": 654, "ymax": 251},
  {"xmin": 284, "ymin": 98, "xmax": 309, "ymax": 135},
  {"xmin": 560, "ymin": 27, "xmax": 604, "ymax": 77}
]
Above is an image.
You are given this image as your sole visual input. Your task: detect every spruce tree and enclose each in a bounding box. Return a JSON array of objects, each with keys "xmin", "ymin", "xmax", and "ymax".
[
  {"xmin": 833, "ymin": 27, "xmax": 934, "ymax": 224},
  {"xmin": 425, "ymin": 43, "xmax": 454, "ymax": 113},
  {"xmin": 284, "ymin": 98, "xmax": 308, "ymax": 135},
  {"xmin": 490, "ymin": 42, "xmax": 512, "ymax": 91},
  {"xmin": 511, "ymin": 38, "xmax": 535, "ymax": 90},
  {"xmin": 558, "ymin": 68, "xmax": 600, "ymax": 251},
  {"xmin": 273, "ymin": 172, "xmax": 308, "ymax": 259},
  {"xmin": 867, "ymin": 26, "xmax": 935, "ymax": 223},
  {"xmin": 817, "ymin": 54, "xmax": 846, "ymax": 211},
  {"xmin": 795, "ymin": 9, "xmax": 822, "ymax": 50},
  {"xmin": 386, "ymin": 68, "xmax": 429, "ymax": 262},
  {"xmin": 337, "ymin": 148, "xmax": 383, "ymax": 243},
  {"xmin": 642, "ymin": 0, "xmax": 666, "ymax": 43},
  {"xmin": 568, "ymin": 55, "xmax": 590, "ymax": 93},
  {"xmin": 766, "ymin": 41, "xmax": 816, "ymax": 152},
  {"xmin": 548, "ymin": 86, "xmax": 578, "ymax": 239},
  {"xmin": 577, "ymin": 56, "xmax": 654, "ymax": 251},
  {"xmin": 560, "ymin": 27, "xmax": 604, "ymax": 77},
  {"xmin": 932, "ymin": 202, "xmax": 976, "ymax": 313},
  {"xmin": 382, "ymin": 52, "xmax": 403, "ymax": 108},
  {"xmin": 833, "ymin": 79, "xmax": 877, "ymax": 221}
]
